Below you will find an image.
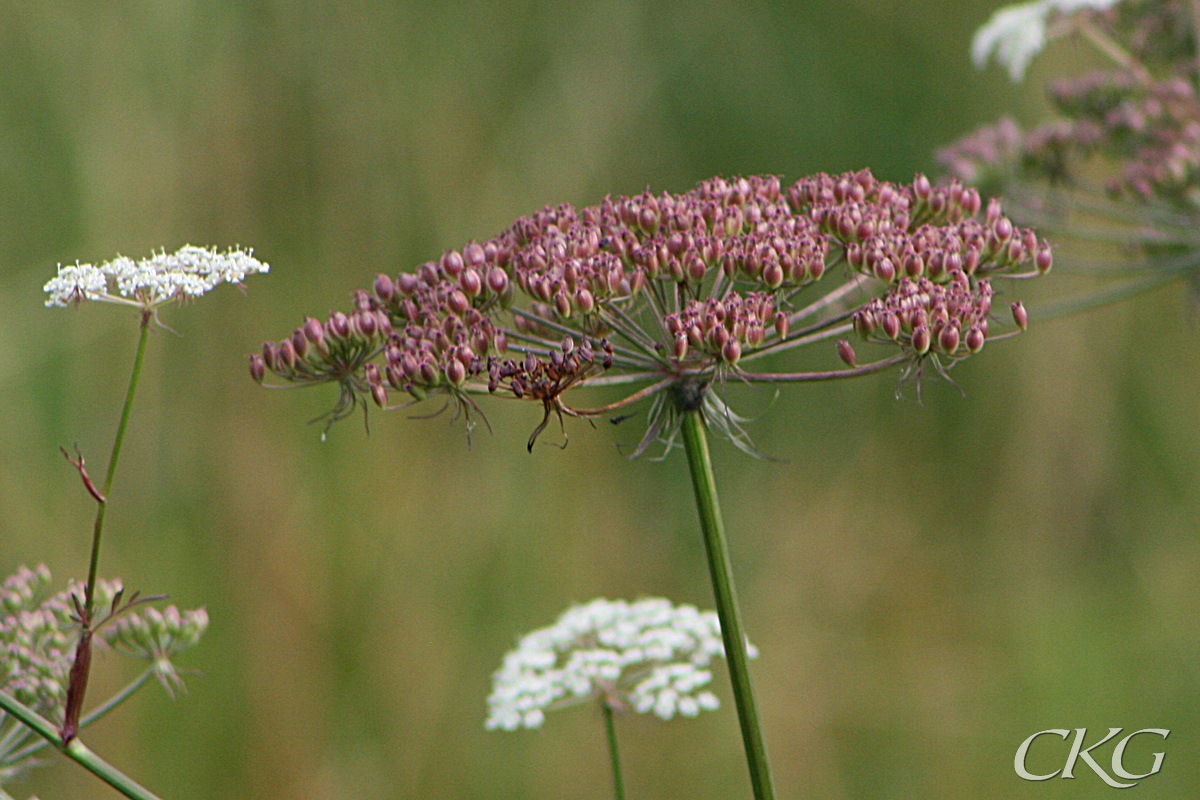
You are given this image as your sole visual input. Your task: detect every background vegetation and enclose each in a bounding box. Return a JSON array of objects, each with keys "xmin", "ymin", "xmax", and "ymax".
[{"xmin": 0, "ymin": 1, "xmax": 1196, "ymax": 797}]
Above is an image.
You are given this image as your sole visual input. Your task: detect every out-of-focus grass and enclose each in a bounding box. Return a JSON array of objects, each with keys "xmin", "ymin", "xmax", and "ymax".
[{"xmin": 1, "ymin": 1, "xmax": 1197, "ymax": 798}]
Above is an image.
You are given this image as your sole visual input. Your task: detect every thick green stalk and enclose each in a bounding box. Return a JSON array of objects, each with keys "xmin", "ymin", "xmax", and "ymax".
[
  {"xmin": 602, "ymin": 701, "xmax": 626, "ymax": 800},
  {"xmin": 83, "ymin": 312, "xmax": 151, "ymax": 616},
  {"xmin": 679, "ymin": 409, "xmax": 775, "ymax": 800},
  {"xmin": 0, "ymin": 691, "xmax": 163, "ymax": 800}
]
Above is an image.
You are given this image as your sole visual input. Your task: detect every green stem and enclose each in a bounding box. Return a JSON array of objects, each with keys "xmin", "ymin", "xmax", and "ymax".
[
  {"xmin": 5, "ymin": 668, "xmax": 154, "ymax": 764},
  {"xmin": 602, "ymin": 701, "xmax": 626, "ymax": 800},
  {"xmin": 84, "ymin": 312, "xmax": 151, "ymax": 618},
  {"xmin": 0, "ymin": 691, "xmax": 163, "ymax": 800},
  {"xmin": 679, "ymin": 409, "xmax": 775, "ymax": 800}
]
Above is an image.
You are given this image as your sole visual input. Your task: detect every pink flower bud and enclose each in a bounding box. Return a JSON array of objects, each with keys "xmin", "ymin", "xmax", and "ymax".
[
  {"xmin": 372, "ymin": 385, "xmax": 389, "ymax": 408},
  {"xmin": 292, "ymin": 328, "xmax": 308, "ymax": 358}
]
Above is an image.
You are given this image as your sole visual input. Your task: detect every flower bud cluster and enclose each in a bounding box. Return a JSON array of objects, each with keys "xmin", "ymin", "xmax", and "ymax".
[
  {"xmin": 663, "ymin": 292, "xmax": 780, "ymax": 365},
  {"xmin": 853, "ymin": 274, "xmax": 996, "ymax": 358},
  {"xmin": 486, "ymin": 598, "xmax": 754, "ymax": 731}
]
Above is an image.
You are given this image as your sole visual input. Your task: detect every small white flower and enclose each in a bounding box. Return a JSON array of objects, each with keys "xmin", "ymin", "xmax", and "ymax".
[
  {"xmin": 485, "ymin": 597, "xmax": 756, "ymax": 731},
  {"xmin": 971, "ymin": 0, "xmax": 1120, "ymax": 82},
  {"xmin": 44, "ymin": 245, "xmax": 268, "ymax": 309}
]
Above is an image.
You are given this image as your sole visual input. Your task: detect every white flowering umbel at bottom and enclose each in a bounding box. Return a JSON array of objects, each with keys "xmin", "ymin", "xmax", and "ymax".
[{"xmin": 487, "ymin": 598, "xmax": 756, "ymax": 799}]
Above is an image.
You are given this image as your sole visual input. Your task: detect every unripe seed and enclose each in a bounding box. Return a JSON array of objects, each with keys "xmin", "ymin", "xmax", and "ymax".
[
  {"xmin": 249, "ymin": 354, "xmax": 265, "ymax": 383},
  {"xmin": 441, "ymin": 250, "xmax": 464, "ymax": 278},
  {"xmin": 460, "ymin": 268, "xmax": 482, "ymax": 296},
  {"xmin": 911, "ymin": 325, "xmax": 931, "ymax": 355},
  {"xmin": 1011, "ymin": 301, "xmax": 1029, "ymax": 331},
  {"xmin": 374, "ymin": 273, "xmax": 394, "ymax": 302},
  {"xmin": 837, "ymin": 339, "xmax": 857, "ymax": 367},
  {"xmin": 938, "ymin": 323, "xmax": 960, "ymax": 354},
  {"xmin": 965, "ymin": 326, "xmax": 985, "ymax": 353}
]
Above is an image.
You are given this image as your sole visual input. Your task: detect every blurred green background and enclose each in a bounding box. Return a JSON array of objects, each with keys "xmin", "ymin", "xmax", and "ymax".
[{"xmin": 1, "ymin": 1, "xmax": 1198, "ymax": 798}]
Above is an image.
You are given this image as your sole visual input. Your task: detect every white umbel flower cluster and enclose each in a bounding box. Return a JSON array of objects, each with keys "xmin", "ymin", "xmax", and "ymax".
[
  {"xmin": 972, "ymin": 0, "xmax": 1119, "ymax": 82},
  {"xmin": 44, "ymin": 245, "xmax": 268, "ymax": 309},
  {"xmin": 486, "ymin": 597, "xmax": 757, "ymax": 731}
]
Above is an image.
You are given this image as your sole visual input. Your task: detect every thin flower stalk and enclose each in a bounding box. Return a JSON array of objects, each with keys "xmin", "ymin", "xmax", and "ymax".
[{"xmin": 602, "ymin": 701, "xmax": 625, "ymax": 800}]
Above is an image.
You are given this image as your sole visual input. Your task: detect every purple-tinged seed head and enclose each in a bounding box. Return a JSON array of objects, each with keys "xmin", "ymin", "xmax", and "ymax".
[
  {"xmin": 292, "ymin": 328, "xmax": 308, "ymax": 358},
  {"xmin": 722, "ymin": 338, "xmax": 742, "ymax": 364}
]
